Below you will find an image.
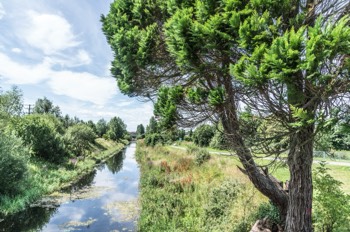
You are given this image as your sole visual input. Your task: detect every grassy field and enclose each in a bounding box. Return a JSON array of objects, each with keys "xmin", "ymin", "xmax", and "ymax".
[
  {"xmin": 136, "ymin": 141, "xmax": 272, "ymax": 232},
  {"xmin": 170, "ymin": 142, "xmax": 350, "ymax": 194},
  {"xmin": 0, "ymin": 138, "xmax": 125, "ymax": 216},
  {"xmin": 137, "ymin": 141, "xmax": 350, "ymax": 231}
]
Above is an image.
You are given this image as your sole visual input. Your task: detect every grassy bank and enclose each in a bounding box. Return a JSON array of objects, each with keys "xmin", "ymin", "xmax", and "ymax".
[
  {"xmin": 136, "ymin": 141, "xmax": 269, "ymax": 232},
  {"xmin": 0, "ymin": 138, "xmax": 125, "ymax": 216}
]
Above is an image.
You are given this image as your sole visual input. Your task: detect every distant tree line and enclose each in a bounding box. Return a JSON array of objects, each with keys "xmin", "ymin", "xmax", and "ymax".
[{"xmin": 0, "ymin": 86, "xmax": 129, "ymax": 197}]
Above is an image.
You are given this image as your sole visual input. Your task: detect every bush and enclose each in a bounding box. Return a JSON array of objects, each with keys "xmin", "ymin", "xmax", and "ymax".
[
  {"xmin": 64, "ymin": 123, "xmax": 96, "ymax": 157},
  {"xmin": 0, "ymin": 132, "xmax": 29, "ymax": 195},
  {"xmin": 204, "ymin": 180, "xmax": 241, "ymax": 230},
  {"xmin": 144, "ymin": 133, "xmax": 163, "ymax": 146},
  {"xmin": 192, "ymin": 124, "xmax": 215, "ymax": 147},
  {"xmin": 313, "ymin": 162, "xmax": 350, "ymax": 232},
  {"xmin": 255, "ymin": 202, "xmax": 281, "ymax": 225},
  {"xmin": 9, "ymin": 115, "xmax": 67, "ymax": 163},
  {"xmin": 194, "ymin": 148, "xmax": 210, "ymax": 166}
]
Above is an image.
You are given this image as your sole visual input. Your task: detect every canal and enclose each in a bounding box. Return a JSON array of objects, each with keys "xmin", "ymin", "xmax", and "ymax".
[{"xmin": 0, "ymin": 143, "xmax": 140, "ymax": 232}]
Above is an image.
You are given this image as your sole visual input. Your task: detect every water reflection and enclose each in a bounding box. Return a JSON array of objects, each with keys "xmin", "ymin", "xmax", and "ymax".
[
  {"xmin": 0, "ymin": 206, "xmax": 57, "ymax": 232},
  {"xmin": 105, "ymin": 149, "xmax": 125, "ymax": 174},
  {"xmin": 0, "ymin": 143, "xmax": 140, "ymax": 232}
]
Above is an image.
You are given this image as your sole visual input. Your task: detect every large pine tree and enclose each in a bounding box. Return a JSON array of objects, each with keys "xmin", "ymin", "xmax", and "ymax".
[{"xmin": 102, "ymin": 0, "xmax": 350, "ymax": 230}]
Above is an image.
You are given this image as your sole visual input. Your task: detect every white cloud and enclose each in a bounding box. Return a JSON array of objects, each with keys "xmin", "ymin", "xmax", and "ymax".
[
  {"xmin": 76, "ymin": 49, "xmax": 92, "ymax": 65},
  {"xmin": 22, "ymin": 11, "xmax": 80, "ymax": 54},
  {"xmin": 48, "ymin": 71, "xmax": 117, "ymax": 105},
  {"xmin": 11, "ymin": 48, "xmax": 22, "ymax": 53},
  {"xmin": 0, "ymin": 53, "xmax": 51, "ymax": 84},
  {"xmin": 0, "ymin": 52, "xmax": 117, "ymax": 105},
  {"xmin": 48, "ymin": 49, "xmax": 92, "ymax": 67},
  {"xmin": 0, "ymin": 3, "xmax": 5, "ymax": 20}
]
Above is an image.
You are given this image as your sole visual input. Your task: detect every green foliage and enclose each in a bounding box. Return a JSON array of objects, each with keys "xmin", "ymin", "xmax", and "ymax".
[
  {"xmin": 96, "ymin": 118, "xmax": 108, "ymax": 137},
  {"xmin": 204, "ymin": 180, "xmax": 241, "ymax": 231},
  {"xmin": 64, "ymin": 123, "xmax": 96, "ymax": 157},
  {"xmin": 0, "ymin": 86, "xmax": 23, "ymax": 116},
  {"xmin": 154, "ymin": 86, "xmax": 183, "ymax": 129},
  {"xmin": 192, "ymin": 124, "xmax": 215, "ymax": 147},
  {"xmin": 144, "ymin": 133, "xmax": 163, "ymax": 146},
  {"xmin": 136, "ymin": 124, "xmax": 145, "ymax": 139},
  {"xmin": 255, "ymin": 202, "xmax": 281, "ymax": 224},
  {"xmin": 210, "ymin": 123, "xmax": 228, "ymax": 150},
  {"xmin": 313, "ymin": 162, "xmax": 350, "ymax": 232},
  {"xmin": 9, "ymin": 114, "xmax": 67, "ymax": 163},
  {"xmin": 0, "ymin": 132, "xmax": 29, "ymax": 195},
  {"xmin": 194, "ymin": 148, "xmax": 210, "ymax": 166},
  {"xmin": 33, "ymin": 97, "xmax": 61, "ymax": 117},
  {"xmin": 146, "ymin": 116, "xmax": 158, "ymax": 134},
  {"xmin": 106, "ymin": 116, "xmax": 127, "ymax": 141}
]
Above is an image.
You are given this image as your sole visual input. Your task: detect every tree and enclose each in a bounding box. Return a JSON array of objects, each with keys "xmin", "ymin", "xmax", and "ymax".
[
  {"xmin": 0, "ymin": 86, "xmax": 23, "ymax": 116},
  {"xmin": 9, "ymin": 115, "xmax": 67, "ymax": 163},
  {"xmin": 107, "ymin": 116, "xmax": 127, "ymax": 141},
  {"xmin": 96, "ymin": 118, "xmax": 108, "ymax": 137},
  {"xmin": 64, "ymin": 123, "xmax": 96, "ymax": 157},
  {"xmin": 33, "ymin": 97, "xmax": 61, "ymax": 117},
  {"xmin": 0, "ymin": 131, "xmax": 29, "ymax": 195},
  {"xmin": 146, "ymin": 116, "xmax": 158, "ymax": 134},
  {"xmin": 193, "ymin": 124, "xmax": 215, "ymax": 147},
  {"xmin": 102, "ymin": 1, "xmax": 350, "ymax": 230},
  {"xmin": 136, "ymin": 124, "xmax": 145, "ymax": 139}
]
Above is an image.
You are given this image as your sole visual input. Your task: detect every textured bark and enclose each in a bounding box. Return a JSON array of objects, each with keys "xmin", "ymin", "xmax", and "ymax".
[
  {"xmin": 220, "ymin": 81, "xmax": 288, "ymax": 223},
  {"xmin": 285, "ymin": 125, "xmax": 314, "ymax": 232}
]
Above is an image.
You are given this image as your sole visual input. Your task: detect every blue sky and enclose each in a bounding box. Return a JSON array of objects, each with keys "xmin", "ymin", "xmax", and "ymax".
[{"xmin": 0, "ymin": 0, "xmax": 153, "ymax": 131}]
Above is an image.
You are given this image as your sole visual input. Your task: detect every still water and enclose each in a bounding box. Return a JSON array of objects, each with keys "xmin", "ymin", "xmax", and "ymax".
[{"xmin": 0, "ymin": 143, "xmax": 140, "ymax": 232}]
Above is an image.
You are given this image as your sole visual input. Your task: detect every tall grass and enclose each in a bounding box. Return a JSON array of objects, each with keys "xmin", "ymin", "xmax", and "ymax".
[{"xmin": 136, "ymin": 141, "xmax": 267, "ymax": 231}]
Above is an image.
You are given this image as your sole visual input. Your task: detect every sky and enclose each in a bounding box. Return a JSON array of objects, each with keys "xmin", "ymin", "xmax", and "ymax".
[{"xmin": 0, "ymin": 0, "xmax": 154, "ymax": 131}]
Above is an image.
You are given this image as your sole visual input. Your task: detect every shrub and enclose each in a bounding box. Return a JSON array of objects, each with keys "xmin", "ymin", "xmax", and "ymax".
[
  {"xmin": 186, "ymin": 144, "xmax": 200, "ymax": 155},
  {"xmin": 9, "ymin": 115, "xmax": 67, "ymax": 163},
  {"xmin": 144, "ymin": 133, "xmax": 163, "ymax": 146},
  {"xmin": 313, "ymin": 162, "xmax": 350, "ymax": 232},
  {"xmin": 204, "ymin": 180, "xmax": 241, "ymax": 230},
  {"xmin": 194, "ymin": 148, "xmax": 210, "ymax": 166},
  {"xmin": 0, "ymin": 132, "xmax": 29, "ymax": 195},
  {"xmin": 64, "ymin": 123, "xmax": 96, "ymax": 157},
  {"xmin": 255, "ymin": 202, "xmax": 281, "ymax": 225},
  {"xmin": 192, "ymin": 124, "xmax": 215, "ymax": 147}
]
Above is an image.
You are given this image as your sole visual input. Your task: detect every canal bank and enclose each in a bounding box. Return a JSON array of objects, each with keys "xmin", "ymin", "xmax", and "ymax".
[{"xmin": 1, "ymin": 142, "xmax": 139, "ymax": 231}]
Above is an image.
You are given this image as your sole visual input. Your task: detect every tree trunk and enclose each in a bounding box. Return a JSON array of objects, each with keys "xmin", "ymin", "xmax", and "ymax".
[
  {"xmin": 285, "ymin": 125, "xmax": 314, "ymax": 231},
  {"xmin": 219, "ymin": 93, "xmax": 288, "ymax": 224}
]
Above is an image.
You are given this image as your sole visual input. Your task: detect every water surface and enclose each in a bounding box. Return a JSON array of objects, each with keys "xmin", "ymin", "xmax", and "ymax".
[{"xmin": 0, "ymin": 143, "xmax": 140, "ymax": 232}]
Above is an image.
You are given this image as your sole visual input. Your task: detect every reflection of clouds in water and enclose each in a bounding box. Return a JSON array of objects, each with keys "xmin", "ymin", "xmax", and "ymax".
[
  {"xmin": 55, "ymin": 206, "xmax": 86, "ymax": 222},
  {"xmin": 42, "ymin": 223, "xmax": 58, "ymax": 231},
  {"xmin": 101, "ymin": 192, "xmax": 136, "ymax": 206}
]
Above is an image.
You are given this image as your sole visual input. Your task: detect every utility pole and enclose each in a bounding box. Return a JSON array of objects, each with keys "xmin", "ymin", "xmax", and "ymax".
[{"xmin": 24, "ymin": 104, "xmax": 34, "ymax": 115}]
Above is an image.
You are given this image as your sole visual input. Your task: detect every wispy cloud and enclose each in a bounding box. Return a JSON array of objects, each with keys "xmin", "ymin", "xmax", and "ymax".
[
  {"xmin": 48, "ymin": 71, "xmax": 117, "ymax": 105},
  {"xmin": 21, "ymin": 11, "xmax": 80, "ymax": 55},
  {"xmin": 0, "ymin": 3, "xmax": 5, "ymax": 20},
  {"xmin": 11, "ymin": 48, "xmax": 22, "ymax": 53}
]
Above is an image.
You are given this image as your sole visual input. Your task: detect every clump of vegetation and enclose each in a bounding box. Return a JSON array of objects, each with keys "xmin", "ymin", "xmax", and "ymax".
[
  {"xmin": 64, "ymin": 123, "xmax": 96, "ymax": 157},
  {"xmin": 203, "ymin": 180, "xmax": 241, "ymax": 231},
  {"xmin": 254, "ymin": 202, "xmax": 281, "ymax": 225},
  {"xmin": 192, "ymin": 124, "xmax": 215, "ymax": 147},
  {"xmin": 136, "ymin": 142, "xmax": 265, "ymax": 232},
  {"xmin": 313, "ymin": 162, "xmax": 350, "ymax": 232},
  {"xmin": 0, "ymin": 132, "xmax": 29, "ymax": 196},
  {"xmin": 194, "ymin": 148, "xmax": 210, "ymax": 166},
  {"xmin": 9, "ymin": 115, "xmax": 67, "ymax": 163}
]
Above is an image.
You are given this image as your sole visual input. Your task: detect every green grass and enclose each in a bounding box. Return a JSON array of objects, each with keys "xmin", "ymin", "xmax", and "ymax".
[
  {"xmin": 136, "ymin": 142, "xmax": 266, "ymax": 232},
  {"xmin": 0, "ymin": 138, "xmax": 125, "ymax": 216}
]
